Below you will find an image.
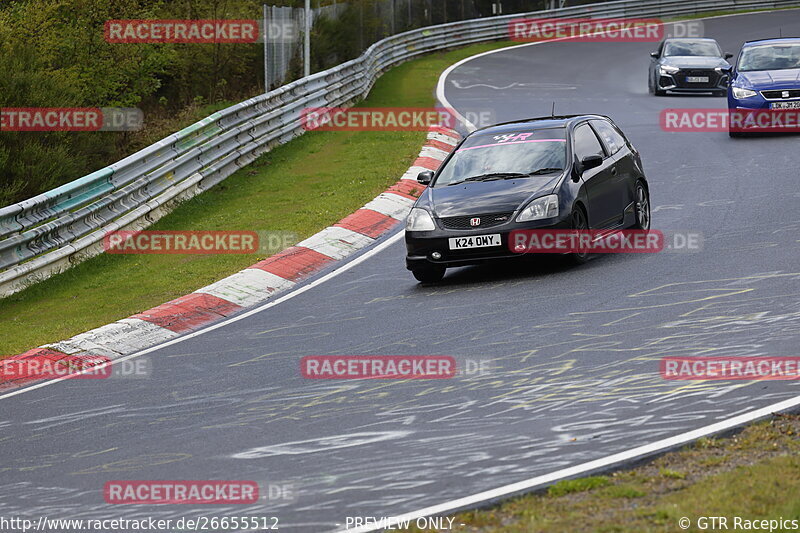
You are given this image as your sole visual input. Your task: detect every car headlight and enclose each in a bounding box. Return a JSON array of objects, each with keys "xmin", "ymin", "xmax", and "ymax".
[
  {"xmin": 732, "ymin": 87, "xmax": 757, "ymax": 99},
  {"xmin": 659, "ymin": 65, "xmax": 680, "ymax": 74},
  {"xmin": 516, "ymin": 195, "xmax": 559, "ymax": 223},
  {"xmin": 406, "ymin": 208, "xmax": 436, "ymax": 231}
]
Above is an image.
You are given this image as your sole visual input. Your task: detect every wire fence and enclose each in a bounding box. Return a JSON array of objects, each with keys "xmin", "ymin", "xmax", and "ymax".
[
  {"xmin": 263, "ymin": 5, "xmax": 306, "ymax": 88},
  {"xmin": 264, "ymin": 0, "xmax": 582, "ymax": 88}
]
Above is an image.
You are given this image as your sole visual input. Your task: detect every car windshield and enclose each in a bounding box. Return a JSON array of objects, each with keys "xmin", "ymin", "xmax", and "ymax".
[
  {"xmin": 434, "ymin": 129, "xmax": 567, "ymax": 187},
  {"xmin": 738, "ymin": 43, "xmax": 800, "ymax": 71},
  {"xmin": 663, "ymin": 40, "xmax": 721, "ymax": 57}
]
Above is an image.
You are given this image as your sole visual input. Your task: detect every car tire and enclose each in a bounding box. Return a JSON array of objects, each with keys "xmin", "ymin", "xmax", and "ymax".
[
  {"xmin": 633, "ymin": 181, "xmax": 651, "ymax": 230},
  {"xmin": 412, "ymin": 265, "xmax": 446, "ymax": 283},
  {"xmin": 568, "ymin": 206, "xmax": 590, "ymax": 265},
  {"xmin": 648, "ymin": 74, "xmax": 666, "ymax": 96}
]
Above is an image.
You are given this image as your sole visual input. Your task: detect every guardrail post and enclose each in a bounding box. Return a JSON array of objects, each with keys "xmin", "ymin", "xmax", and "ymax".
[{"xmin": 304, "ymin": 0, "xmax": 311, "ymax": 78}]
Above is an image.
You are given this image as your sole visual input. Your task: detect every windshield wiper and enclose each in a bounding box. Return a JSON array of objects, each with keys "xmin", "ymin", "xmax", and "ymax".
[
  {"xmin": 528, "ymin": 167, "xmax": 563, "ymax": 175},
  {"xmin": 447, "ymin": 172, "xmax": 528, "ymax": 185},
  {"xmin": 446, "ymin": 170, "xmax": 562, "ymax": 186},
  {"xmin": 465, "ymin": 172, "xmax": 529, "ymax": 181}
]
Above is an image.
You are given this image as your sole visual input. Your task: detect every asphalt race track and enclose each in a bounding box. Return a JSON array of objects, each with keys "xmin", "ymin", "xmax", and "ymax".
[{"xmin": 1, "ymin": 9, "xmax": 799, "ymax": 533}]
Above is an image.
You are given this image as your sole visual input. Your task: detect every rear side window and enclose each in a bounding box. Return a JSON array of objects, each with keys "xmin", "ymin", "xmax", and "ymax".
[
  {"xmin": 573, "ymin": 124, "xmax": 605, "ymax": 160},
  {"xmin": 591, "ymin": 120, "xmax": 626, "ymax": 155}
]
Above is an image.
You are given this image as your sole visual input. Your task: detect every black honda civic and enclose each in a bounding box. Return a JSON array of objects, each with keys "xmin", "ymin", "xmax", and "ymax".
[{"xmin": 405, "ymin": 115, "xmax": 651, "ymax": 283}]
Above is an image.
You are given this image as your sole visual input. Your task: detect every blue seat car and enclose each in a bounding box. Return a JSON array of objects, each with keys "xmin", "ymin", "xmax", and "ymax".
[{"xmin": 727, "ymin": 38, "xmax": 800, "ymax": 136}]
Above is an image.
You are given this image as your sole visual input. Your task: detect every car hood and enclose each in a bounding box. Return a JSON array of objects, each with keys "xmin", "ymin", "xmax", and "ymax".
[
  {"xmin": 737, "ymin": 69, "xmax": 800, "ymax": 89},
  {"xmin": 661, "ymin": 56, "xmax": 729, "ymax": 69},
  {"xmin": 421, "ymin": 176, "xmax": 561, "ymax": 217}
]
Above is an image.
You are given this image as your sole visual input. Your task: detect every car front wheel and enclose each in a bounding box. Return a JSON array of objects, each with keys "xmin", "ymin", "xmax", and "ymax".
[
  {"xmin": 569, "ymin": 206, "xmax": 590, "ymax": 265},
  {"xmin": 633, "ymin": 181, "xmax": 650, "ymax": 230}
]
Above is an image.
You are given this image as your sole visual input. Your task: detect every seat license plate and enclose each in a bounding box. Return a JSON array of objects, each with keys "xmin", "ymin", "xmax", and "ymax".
[{"xmin": 771, "ymin": 101, "xmax": 800, "ymax": 109}]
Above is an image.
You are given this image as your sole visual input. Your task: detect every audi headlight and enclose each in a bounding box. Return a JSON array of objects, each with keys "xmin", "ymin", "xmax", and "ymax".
[
  {"xmin": 406, "ymin": 208, "xmax": 436, "ymax": 231},
  {"xmin": 516, "ymin": 195, "xmax": 559, "ymax": 223},
  {"xmin": 659, "ymin": 65, "xmax": 680, "ymax": 74},
  {"xmin": 732, "ymin": 87, "xmax": 757, "ymax": 99}
]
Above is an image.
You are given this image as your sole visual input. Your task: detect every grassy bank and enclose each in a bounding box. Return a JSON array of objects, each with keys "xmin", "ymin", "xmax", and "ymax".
[
  {"xmin": 0, "ymin": 41, "xmax": 515, "ymax": 356},
  {"xmin": 411, "ymin": 414, "xmax": 800, "ymax": 533}
]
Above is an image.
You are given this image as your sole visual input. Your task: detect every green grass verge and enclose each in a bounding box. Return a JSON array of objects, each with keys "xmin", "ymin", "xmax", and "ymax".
[
  {"xmin": 407, "ymin": 414, "xmax": 800, "ymax": 533},
  {"xmin": 0, "ymin": 41, "xmax": 515, "ymax": 357}
]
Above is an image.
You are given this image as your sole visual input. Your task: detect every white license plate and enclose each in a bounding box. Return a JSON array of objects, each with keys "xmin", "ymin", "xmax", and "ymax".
[
  {"xmin": 448, "ymin": 234, "xmax": 502, "ymax": 250},
  {"xmin": 771, "ymin": 101, "xmax": 800, "ymax": 109},
  {"xmin": 686, "ymin": 76, "xmax": 709, "ymax": 83}
]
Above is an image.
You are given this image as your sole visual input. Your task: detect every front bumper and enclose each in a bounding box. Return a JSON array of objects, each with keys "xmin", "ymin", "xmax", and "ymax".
[
  {"xmin": 657, "ymin": 69, "xmax": 728, "ymax": 93},
  {"xmin": 405, "ymin": 216, "xmax": 572, "ymax": 270},
  {"xmin": 728, "ymin": 91, "xmax": 800, "ymax": 132}
]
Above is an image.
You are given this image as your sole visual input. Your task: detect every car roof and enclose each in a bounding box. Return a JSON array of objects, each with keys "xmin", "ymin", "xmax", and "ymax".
[
  {"xmin": 743, "ymin": 37, "xmax": 800, "ymax": 47},
  {"xmin": 664, "ymin": 37, "xmax": 719, "ymax": 43},
  {"xmin": 472, "ymin": 114, "xmax": 611, "ymax": 135}
]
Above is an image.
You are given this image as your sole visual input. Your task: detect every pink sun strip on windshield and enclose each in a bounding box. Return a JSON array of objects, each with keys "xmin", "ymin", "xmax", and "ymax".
[{"xmin": 458, "ymin": 139, "xmax": 567, "ymax": 151}]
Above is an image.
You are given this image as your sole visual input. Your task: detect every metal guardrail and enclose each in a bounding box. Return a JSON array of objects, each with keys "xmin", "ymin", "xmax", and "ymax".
[{"xmin": 0, "ymin": 0, "xmax": 797, "ymax": 296}]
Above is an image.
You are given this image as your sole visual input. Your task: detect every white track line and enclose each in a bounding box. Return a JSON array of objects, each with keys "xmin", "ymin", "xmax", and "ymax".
[
  {"xmin": 0, "ymin": 231, "xmax": 404, "ymax": 401},
  {"xmin": 341, "ymin": 394, "xmax": 800, "ymax": 533}
]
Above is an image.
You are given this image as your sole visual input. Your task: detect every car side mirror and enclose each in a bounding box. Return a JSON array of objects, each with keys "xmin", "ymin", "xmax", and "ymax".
[
  {"xmin": 650, "ymin": 51, "xmax": 659, "ymax": 58},
  {"xmin": 417, "ymin": 171, "xmax": 434, "ymax": 185},
  {"xmin": 581, "ymin": 155, "xmax": 603, "ymax": 173},
  {"xmin": 724, "ymin": 53, "xmax": 734, "ymax": 59}
]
